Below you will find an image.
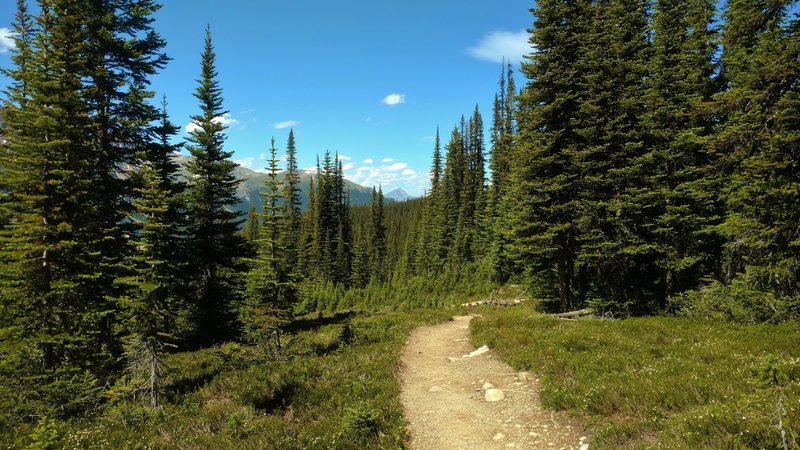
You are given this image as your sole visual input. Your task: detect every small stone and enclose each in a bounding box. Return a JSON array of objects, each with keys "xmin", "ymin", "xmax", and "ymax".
[
  {"xmin": 529, "ymin": 432, "xmax": 540, "ymax": 437},
  {"xmin": 580, "ymin": 436, "xmax": 587, "ymax": 442},
  {"xmin": 447, "ymin": 357, "xmax": 459, "ymax": 362},
  {"xmin": 517, "ymin": 371, "xmax": 532, "ymax": 381},
  {"xmin": 485, "ymin": 389, "xmax": 505, "ymax": 402},
  {"xmin": 493, "ymin": 432, "xmax": 505, "ymax": 441},
  {"xmin": 428, "ymin": 386, "xmax": 443, "ymax": 392},
  {"xmin": 482, "ymin": 382, "xmax": 495, "ymax": 390},
  {"xmin": 580, "ymin": 445, "xmax": 589, "ymax": 450},
  {"xmin": 463, "ymin": 345, "xmax": 490, "ymax": 358}
]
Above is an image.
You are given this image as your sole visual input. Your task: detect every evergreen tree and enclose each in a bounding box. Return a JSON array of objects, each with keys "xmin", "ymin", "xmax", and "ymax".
[
  {"xmin": 119, "ymin": 162, "xmax": 183, "ymax": 407},
  {"xmin": 716, "ymin": 0, "xmax": 800, "ymax": 300},
  {"xmin": 282, "ymin": 129, "xmax": 302, "ymax": 273},
  {"xmin": 184, "ymin": 27, "xmax": 245, "ymax": 346},
  {"xmin": 243, "ymin": 205, "xmax": 260, "ymax": 243},
  {"xmin": 439, "ymin": 127, "xmax": 466, "ymax": 268},
  {"xmin": 640, "ymin": 0, "xmax": 720, "ymax": 307},
  {"xmin": 0, "ymin": 0, "xmax": 168, "ymax": 418},
  {"xmin": 507, "ymin": 0, "xmax": 593, "ymax": 312},
  {"xmin": 243, "ymin": 138, "xmax": 296, "ymax": 358},
  {"xmin": 368, "ymin": 186, "xmax": 388, "ymax": 282}
]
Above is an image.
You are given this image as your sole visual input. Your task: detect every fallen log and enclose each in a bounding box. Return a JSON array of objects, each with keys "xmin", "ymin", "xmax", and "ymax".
[{"xmin": 549, "ymin": 308, "xmax": 593, "ymax": 319}]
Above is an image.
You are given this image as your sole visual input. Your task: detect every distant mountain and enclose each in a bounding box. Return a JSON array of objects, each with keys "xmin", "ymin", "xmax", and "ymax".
[
  {"xmin": 172, "ymin": 154, "xmax": 385, "ymax": 214},
  {"xmin": 385, "ymin": 188, "xmax": 412, "ymax": 202}
]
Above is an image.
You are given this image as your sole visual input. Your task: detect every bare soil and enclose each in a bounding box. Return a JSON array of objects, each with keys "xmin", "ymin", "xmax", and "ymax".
[{"xmin": 399, "ymin": 315, "xmax": 587, "ymax": 450}]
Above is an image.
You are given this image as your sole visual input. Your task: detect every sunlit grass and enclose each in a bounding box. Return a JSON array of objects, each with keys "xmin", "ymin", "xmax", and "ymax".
[{"xmin": 470, "ymin": 308, "xmax": 800, "ymax": 449}]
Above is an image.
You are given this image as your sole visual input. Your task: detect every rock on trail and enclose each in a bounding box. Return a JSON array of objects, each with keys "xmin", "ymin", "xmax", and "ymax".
[{"xmin": 399, "ymin": 315, "xmax": 587, "ymax": 449}]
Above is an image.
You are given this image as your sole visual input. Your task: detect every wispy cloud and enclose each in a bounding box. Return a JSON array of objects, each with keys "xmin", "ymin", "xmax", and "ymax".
[
  {"xmin": 467, "ymin": 29, "xmax": 530, "ymax": 64},
  {"xmin": 381, "ymin": 157, "xmax": 395, "ymax": 163},
  {"xmin": 185, "ymin": 113, "xmax": 238, "ymax": 134},
  {"xmin": 272, "ymin": 120, "xmax": 298, "ymax": 129},
  {"xmin": 342, "ymin": 159, "xmax": 428, "ymax": 196},
  {"xmin": 337, "ymin": 154, "xmax": 352, "ymax": 161},
  {"xmin": 234, "ymin": 157, "xmax": 255, "ymax": 169},
  {"xmin": 382, "ymin": 93, "xmax": 406, "ymax": 106},
  {"xmin": 0, "ymin": 28, "xmax": 15, "ymax": 53}
]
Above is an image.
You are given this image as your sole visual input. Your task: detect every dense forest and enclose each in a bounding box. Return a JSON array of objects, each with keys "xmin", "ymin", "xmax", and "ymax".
[{"xmin": 0, "ymin": 0, "xmax": 798, "ymax": 446}]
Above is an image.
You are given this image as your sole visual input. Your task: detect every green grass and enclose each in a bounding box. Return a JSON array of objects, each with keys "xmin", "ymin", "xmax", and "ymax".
[
  {"xmin": 6, "ymin": 309, "xmax": 454, "ymax": 449},
  {"xmin": 470, "ymin": 308, "xmax": 800, "ymax": 449}
]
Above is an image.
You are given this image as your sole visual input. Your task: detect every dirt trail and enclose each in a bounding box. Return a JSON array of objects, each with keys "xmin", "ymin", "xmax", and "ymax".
[{"xmin": 399, "ymin": 315, "xmax": 587, "ymax": 450}]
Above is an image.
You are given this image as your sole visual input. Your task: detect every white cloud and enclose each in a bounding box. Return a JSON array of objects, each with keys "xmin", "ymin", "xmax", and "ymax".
[
  {"xmin": 342, "ymin": 159, "xmax": 428, "ymax": 196},
  {"xmin": 272, "ymin": 120, "xmax": 298, "ymax": 129},
  {"xmin": 381, "ymin": 157, "xmax": 395, "ymax": 163},
  {"xmin": 234, "ymin": 157, "xmax": 255, "ymax": 169},
  {"xmin": 303, "ymin": 165, "xmax": 318, "ymax": 174},
  {"xmin": 362, "ymin": 158, "xmax": 374, "ymax": 164},
  {"xmin": 0, "ymin": 28, "xmax": 15, "ymax": 53},
  {"xmin": 337, "ymin": 154, "xmax": 352, "ymax": 161},
  {"xmin": 342, "ymin": 162, "xmax": 355, "ymax": 171},
  {"xmin": 185, "ymin": 113, "xmax": 238, "ymax": 134},
  {"xmin": 467, "ymin": 29, "xmax": 530, "ymax": 64},
  {"xmin": 386, "ymin": 162, "xmax": 408, "ymax": 172},
  {"xmin": 382, "ymin": 93, "xmax": 406, "ymax": 106}
]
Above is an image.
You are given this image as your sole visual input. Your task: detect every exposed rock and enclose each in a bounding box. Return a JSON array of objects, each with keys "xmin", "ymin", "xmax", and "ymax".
[
  {"xmin": 485, "ymin": 389, "xmax": 505, "ymax": 402},
  {"xmin": 482, "ymin": 382, "xmax": 495, "ymax": 390}
]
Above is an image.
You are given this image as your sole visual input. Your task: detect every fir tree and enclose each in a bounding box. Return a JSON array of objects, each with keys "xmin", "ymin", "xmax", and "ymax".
[
  {"xmin": 368, "ymin": 186, "xmax": 388, "ymax": 282},
  {"xmin": 640, "ymin": 0, "xmax": 720, "ymax": 307},
  {"xmin": 282, "ymin": 129, "xmax": 302, "ymax": 273},
  {"xmin": 184, "ymin": 26, "xmax": 245, "ymax": 346},
  {"xmin": 243, "ymin": 138, "xmax": 296, "ymax": 358},
  {"xmin": 716, "ymin": 0, "xmax": 800, "ymax": 300},
  {"xmin": 243, "ymin": 205, "xmax": 260, "ymax": 243},
  {"xmin": 507, "ymin": 0, "xmax": 593, "ymax": 312}
]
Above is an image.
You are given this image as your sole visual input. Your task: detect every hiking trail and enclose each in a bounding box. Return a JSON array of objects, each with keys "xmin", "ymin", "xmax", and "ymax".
[{"xmin": 399, "ymin": 315, "xmax": 588, "ymax": 450}]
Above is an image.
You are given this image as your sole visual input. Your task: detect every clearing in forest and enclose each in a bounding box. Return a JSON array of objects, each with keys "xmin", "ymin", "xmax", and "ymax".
[{"xmin": 400, "ymin": 315, "xmax": 588, "ymax": 450}]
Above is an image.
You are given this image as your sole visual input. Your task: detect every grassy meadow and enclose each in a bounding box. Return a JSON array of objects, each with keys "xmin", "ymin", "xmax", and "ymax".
[{"xmin": 471, "ymin": 308, "xmax": 800, "ymax": 449}]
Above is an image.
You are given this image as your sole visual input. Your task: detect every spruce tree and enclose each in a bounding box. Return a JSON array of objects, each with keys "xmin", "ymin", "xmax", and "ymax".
[
  {"xmin": 0, "ymin": 0, "xmax": 168, "ymax": 418},
  {"xmin": 281, "ymin": 129, "xmax": 302, "ymax": 273},
  {"xmin": 369, "ymin": 186, "xmax": 388, "ymax": 282},
  {"xmin": 243, "ymin": 138, "xmax": 296, "ymax": 358},
  {"xmin": 243, "ymin": 205, "xmax": 260, "ymax": 243},
  {"xmin": 640, "ymin": 0, "xmax": 720, "ymax": 307},
  {"xmin": 716, "ymin": 0, "xmax": 800, "ymax": 301},
  {"xmin": 184, "ymin": 27, "xmax": 245, "ymax": 346},
  {"xmin": 574, "ymin": 0, "xmax": 650, "ymax": 313},
  {"xmin": 508, "ymin": 0, "xmax": 592, "ymax": 312}
]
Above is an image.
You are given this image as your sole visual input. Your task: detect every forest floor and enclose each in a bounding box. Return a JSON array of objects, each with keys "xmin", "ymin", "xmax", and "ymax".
[{"xmin": 400, "ymin": 315, "xmax": 588, "ymax": 450}]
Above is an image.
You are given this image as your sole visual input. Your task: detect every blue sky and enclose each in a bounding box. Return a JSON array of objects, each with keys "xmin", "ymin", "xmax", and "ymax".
[{"xmin": 0, "ymin": 0, "xmax": 534, "ymax": 196}]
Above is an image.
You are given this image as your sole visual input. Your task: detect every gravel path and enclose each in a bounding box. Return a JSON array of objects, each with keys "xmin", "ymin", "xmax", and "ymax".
[{"xmin": 399, "ymin": 315, "xmax": 588, "ymax": 450}]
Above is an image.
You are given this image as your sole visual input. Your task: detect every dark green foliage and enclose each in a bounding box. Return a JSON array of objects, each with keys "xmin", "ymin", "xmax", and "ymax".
[
  {"xmin": 0, "ymin": 0, "xmax": 167, "ymax": 424},
  {"xmin": 639, "ymin": 0, "xmax": 721, "ymax": 310},
  {"xmin": 507, "ymin": 0, "xmax": 593, "ymax": 312},
  {"xmin": 243, "ymin": 138, "xmax": 297, "ymax": 359},
  {"xmin": 368, "ymin": 187, "xmax": 388, "ymax": 282},
  {"xmin": 184, "ymin": 27, "xmax": 246, "ymax": 346},
  {"xmin": 243, "ymin": 205, "xmax": 260, "ymax": 243},
  {"xmin": 716, "ymin": 0, "xmax": 800, "ymax": 303}
]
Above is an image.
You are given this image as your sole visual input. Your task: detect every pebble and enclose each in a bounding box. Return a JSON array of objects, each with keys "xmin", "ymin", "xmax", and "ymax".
[
  {"xmin": 428, "ymin": 386, "xmax": 443, "ymax": 392},
  {"xmin": 482, "ymin": 382, "xmax": 495, "ymax": 390},
  {"xmin": 493, "ymin": 432, "xmax": 505, "ymax": 441},
  {"xmin": 485, "ymin": 389, "xmax": 505, "ymax": 402}
]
